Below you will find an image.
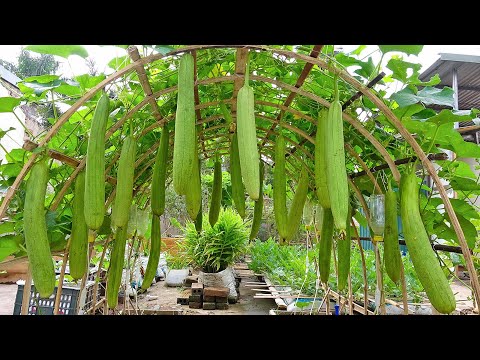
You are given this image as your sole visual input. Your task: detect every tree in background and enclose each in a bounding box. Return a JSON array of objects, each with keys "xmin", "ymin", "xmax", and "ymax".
[
  {"xmin": 0, "ymin": 59, "xmax": 18, "ymax": 74},
  {"xmin": 85, "ymin": 57, "xmax": 98, "ymax": 76},
  {"xmin": 16, "ymin": 48, "xmax": 59, "ymax": 78},
  {"xmin": 0, "ymin": 48, "xmax": 59, "ymax": 79},
  {"xmin": 0, "ymin": 48, "xmax": 61, "ymax": 124}
]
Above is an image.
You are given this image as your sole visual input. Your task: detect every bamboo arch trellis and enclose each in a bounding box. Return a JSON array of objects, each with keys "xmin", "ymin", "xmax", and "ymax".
[
  {"xmin": 49, "ymin": 83, "xmax": 394, "ymax": 213},
  {"xmin": 42, "ymin": 73, "xmax": 401, "ymax": 207},
  {"xmin": 4, "ymin": 45, "xmax": 479, "ymax": 310}
]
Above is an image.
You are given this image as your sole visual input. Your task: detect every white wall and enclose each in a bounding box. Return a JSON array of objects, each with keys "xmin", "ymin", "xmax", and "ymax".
[{"xmin": 0, "ymin": 84, "xmax": 25, "ymax": 162}]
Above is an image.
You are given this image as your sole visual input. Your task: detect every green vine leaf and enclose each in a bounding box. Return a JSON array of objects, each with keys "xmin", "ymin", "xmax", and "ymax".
[
  {"xmin": 25, "ymin": 45, "xmax": 88, "ymax": 59},
  {"xmin": 0, "ymin": 97, "xmax": 21, "ymax": 112},
  {"xmin": 391, "ymin": 86, "xmax": 455, "ymax": 108},
  {"xmin": 378, "ymin": 45, "xmax": 424, "ymax": 56},
  {"xmin": 0, "ymin": 236, "xmax": 21, "ymax": 262}
]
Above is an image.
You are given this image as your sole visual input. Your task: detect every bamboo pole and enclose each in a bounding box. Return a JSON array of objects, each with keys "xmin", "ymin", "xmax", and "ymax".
[
  {"xmin": 348, "ymin": 273, "xmax": 354, "ymax": 315},
  {"xmin": 350, "ymin": 153, "xmax": 448, "ymax": 179},
  {"xmin": 20, "ymin": 266, "xmax": 32, "ymax": 315},
  {"xmin": 351, "ymin": 218, "xmax": 368, "ymax": 315},
  {"xmin": 399, "ymin": 261, "xmax": 409, "ymax": 315},
  {"xmin": 127, "ymin": 46, "xmax": 163, "ymax": 122},
  {"xmin": 23, "ymin": 140, "xmax": 117, "ymax": 185},
  {"xmin": 53, "ymin": 240, "xmax": 70, "ymax": 315},
  {"xmin": 91, "ymin": 235, "xmax": 111, "ymax": 315},
  {"xmin": 75, "ymin": 242, "xmax": 95, "ymax": 314},
  {"xmin": 373, "ymin": 243, "xmax": 386, "ymax": 315},
  {"xmin": 349, "ymin": 178, "xmax": 387, "ymax": 314}
]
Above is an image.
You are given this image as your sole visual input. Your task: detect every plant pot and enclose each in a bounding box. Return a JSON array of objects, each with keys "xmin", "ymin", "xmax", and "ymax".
[{"xmin": 198, "ymin": 266, "xmax": 238, "ymax": 302}]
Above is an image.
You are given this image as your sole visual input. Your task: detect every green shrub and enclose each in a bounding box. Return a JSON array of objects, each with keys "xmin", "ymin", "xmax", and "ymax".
[{"xmin": 181, "ymin": 207, "xmax": 249, "ymax": 273}]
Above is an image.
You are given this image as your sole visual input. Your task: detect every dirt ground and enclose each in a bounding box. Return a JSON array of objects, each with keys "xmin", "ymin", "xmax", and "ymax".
[
  {"xmin": 123, "ymin": 266, "xmax": 276, "ymax": 315},
  {"xmin": 0, "ymin": 266, "xmax": 475, "ymax": 315},
  {"xmin": 451, "ymin": 279, "xmax": 475, "ymax": 314},
  {"xmin": 0, "ymin": 284, "xmax": 18, "ymax": 315}
]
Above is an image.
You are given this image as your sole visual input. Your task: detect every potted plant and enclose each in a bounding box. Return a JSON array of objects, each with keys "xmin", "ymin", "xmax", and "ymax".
[{"xmin": 180, "ymin": 208, "xmax": 249, "ymax": 301}]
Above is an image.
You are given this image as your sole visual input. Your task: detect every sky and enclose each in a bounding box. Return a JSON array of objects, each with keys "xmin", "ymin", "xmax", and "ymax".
[{"xmin": 1, "ymin": 45, "xmax": 479, "ymax": 79}]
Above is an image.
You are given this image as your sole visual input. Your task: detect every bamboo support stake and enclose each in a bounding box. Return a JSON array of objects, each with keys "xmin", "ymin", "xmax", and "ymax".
[
  {"xmin": 373, "ymin": 243, "xmax": 386, "ymax": 315},
  {"xmin": 20, "ymin": 266, "xmax": 32, "ymax": 315},
  {"xmin": 351, "ymin": 220, "xmax": 368, "ymax": 315},
  {"xmin": 314, "ymin": 287, "xmax": 329, "ymax": 314},
  {"xmin": 399, "ymin": 261, "xmax": 409, "ymax": 315},
  {"xmin": 104, "ymin": 292, "xmax": 109, "ymax": 315},
  {"xmin": 349, "ymin": 178, "xmax": 386, "ymax": 314},
  {"xmin": 91, "ymin": 235, "xmax": 111, "ymax": 315},
  {"xmin": 348, "ymin": 169, "xmax": 386, "ymax": 316},
  {"xmin": 127, "ymin": 46, "xmax": 163, "ymax": 123},
  {"xmin": 324, "ymin": 287, "xmax": 331, "ymax": 315},
  {"xmin": 53, "ymin": 240, "xmax": 70, "ymax": 315},
  {"xmin": 348, "ymin": 273, "xmax": 354, "ymax": 315},
  {"xmin": 75, "ymin": 242, "xmax": 95, "ymax": 314}
]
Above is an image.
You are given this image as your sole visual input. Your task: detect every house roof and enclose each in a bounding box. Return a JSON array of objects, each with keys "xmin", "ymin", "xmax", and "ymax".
[
  {"xmin": 419, "ymin": 53, "xmax": 480, "ymax": 121},
  {"xmin": 0, "ymin": 64, "xmax": 21, "ymax": 87}
]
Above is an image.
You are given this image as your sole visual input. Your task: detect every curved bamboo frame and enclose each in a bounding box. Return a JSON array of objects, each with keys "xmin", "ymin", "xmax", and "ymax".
[{"xmin": 6, "ymin": 44, "xmax": 478, "ymax": 309}]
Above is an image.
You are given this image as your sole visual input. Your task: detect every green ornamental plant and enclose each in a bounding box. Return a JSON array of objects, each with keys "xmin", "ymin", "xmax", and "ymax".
[{"xmin": 180, "ymin": 207, "xmax": 249, "ymax": 273}]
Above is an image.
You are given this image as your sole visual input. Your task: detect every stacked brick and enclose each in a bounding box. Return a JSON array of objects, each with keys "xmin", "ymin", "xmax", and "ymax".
[{"xmin": 177, "ymin": 282, "xmax": 230, "ymax": 310}]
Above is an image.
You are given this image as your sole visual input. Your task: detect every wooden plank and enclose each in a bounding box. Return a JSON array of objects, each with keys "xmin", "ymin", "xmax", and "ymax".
[
  {"xmin": 85, "ymin": 298, "xmax": 106, "ymax": 314},
  {"xmin": 254, "ymin": 295, "xmax": 320, "ymax": 299},
  {"xmin": 257, "ymin": 291, "xmax": 373, "ymax": 315},
  {"xmin": 253, "ymin": 288, "xmax": 292, "ymax": 293},
  {"xmin": 328, "ymin": 289, "xmax": 375, "ymax": 315},
  {"xmin": 233, "ymin": 265, "xmax": 250, "ymax": 270},
  {"xmin": 263, "ymin": 276, "xmax": 288, "ymax": 310}
]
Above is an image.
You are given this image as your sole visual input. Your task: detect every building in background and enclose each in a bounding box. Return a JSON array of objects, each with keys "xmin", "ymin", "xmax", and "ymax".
[
  {"xmin": 419, "ymin": 53, "xmax": 480, "ymax": 208},
  {"xmin": 0, "ymin": 64, "xmax": 45, "ymax": 163}
]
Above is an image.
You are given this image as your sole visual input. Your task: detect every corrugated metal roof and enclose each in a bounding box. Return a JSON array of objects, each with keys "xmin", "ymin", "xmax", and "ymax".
[
  {"xmin": 419, "ymin": 53, "xmax": 480, "ymax": 112},
  {"xmin": 0, "ymin": 64, "xmax": 21, "ymax": 87}
]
